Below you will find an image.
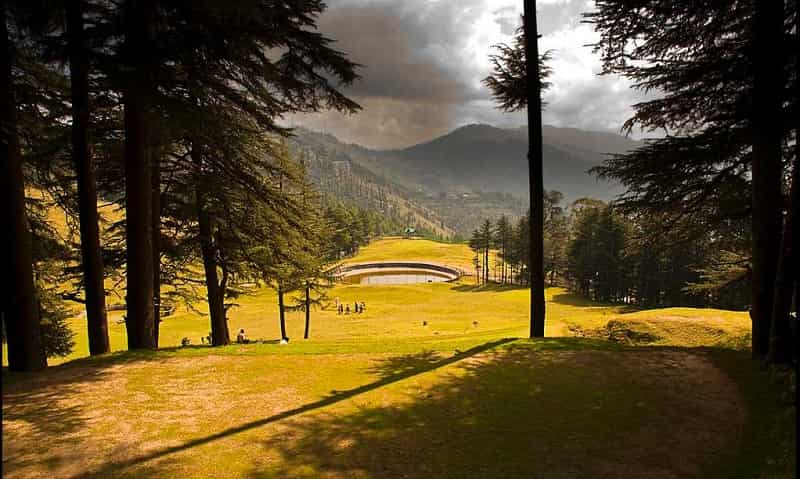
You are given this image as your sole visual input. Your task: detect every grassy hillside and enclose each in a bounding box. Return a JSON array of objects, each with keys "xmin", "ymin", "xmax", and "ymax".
[
  {"xmin": 292, "ymin": 130, "xmax": 455, "ymax": 238},
  {"xmin": 343, "ymin": 237, "xmax": 475, "ymax": 270}
]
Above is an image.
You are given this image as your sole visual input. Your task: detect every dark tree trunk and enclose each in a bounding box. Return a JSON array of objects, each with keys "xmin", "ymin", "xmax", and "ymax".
[
  {"xmin": 66, "ymin": 0, "xmax": 109, "ymax": 356},
  {"xmin": 768, "ymin": 116, "xmax": 799, "ymax": 363},
  {"xmin": 794, "ymin": 149, "xmax": 800, "ymax": 366},
  {"xmin": 749, "ymin": 0, "xmax": 784, "ymax": 358},
  {"xmin": 794, "ymin": 11, "xmax": 800, "ymax": 366},
  {"xmin": 1, "ymin": 9, "xmax": 47, "ymax": 371},
  {"xmin": 524, "ymin": 0, "xmax": 546, "ymax": 338},
  {"xmin": 122, "ymin": 0, "xmax": 155, "ymax": 349},
  {"xmin": 304, "ymin": 284, "xmax": 310, "ymax": 339},
  {"xmin": 767, "ymin": 219, "xmax": 794, "ymax": 363},
  {"xmin": 151, "ymin": 149, "xmax": 161, "ymax": 346},
  {"xmin": 195, "ymin": 180, "xmax": 228, "ymax": 347},
  {"xmin": 278, "ymin": 285, "xmax": 287, "ymax": 341},
  {"xmin": 502, "ymin": 238, "xmax": 506, "ymax": 284},
  {"xmin": 218, "ymin": 260, "xmax": 230, "ymax": 344},
  {"xmin": 484, "ymin": 247, "xmax": 489, "ymax": 284}
]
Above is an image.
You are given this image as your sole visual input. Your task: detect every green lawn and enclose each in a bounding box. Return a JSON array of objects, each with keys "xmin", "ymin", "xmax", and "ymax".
[{"xmin": 2, "ymin": 237, "xmax": 794, "ymax": 478}]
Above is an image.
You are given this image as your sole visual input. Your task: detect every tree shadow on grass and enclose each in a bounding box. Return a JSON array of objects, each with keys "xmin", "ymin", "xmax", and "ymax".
[
  {"xmin": 253, "ymin": 345, "xmax": 745, "ymax": 479},
  {"xmin": 451, "ymin": 283, "xmax": 526, "ymax": 293},
  {"xmin": 550, "ymin": 291, "xmax": 639, "ymax": 313},
  {"xmin": 366, "ymin": 350, "xmax": 444, "ymax": 379},
  {"xmin": 1, "ymin": 343, "xmax": 246, "ymax": 478},
  {"xmin": 73, "ymin": 338, "xmax": 516, "ymax": 479}
]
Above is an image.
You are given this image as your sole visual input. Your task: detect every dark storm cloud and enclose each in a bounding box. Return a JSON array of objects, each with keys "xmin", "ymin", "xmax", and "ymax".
[
  {"xmin": 291, "ymin": 96, "xmax": 458, "ymax": 149},
  {"xmin": 543, "ymin": 79, "xmax": 647, "ymax": 134},
  {"xmin": 319, "ymin": 0, "xmax": 485, "ymax": 102},
  {"xmin": 287, "ymin": 0, "xmax": 651, "ymax": 148}
]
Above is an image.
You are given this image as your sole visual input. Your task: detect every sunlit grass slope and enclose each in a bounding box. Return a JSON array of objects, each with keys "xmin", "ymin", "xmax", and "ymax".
[
  {"xmin": 343, "ymin": 236, "xmax": 475, "ymax": 270},
  {"xmin": 5, "ymin": 236, "xmax": 751, "ymax": 366}
]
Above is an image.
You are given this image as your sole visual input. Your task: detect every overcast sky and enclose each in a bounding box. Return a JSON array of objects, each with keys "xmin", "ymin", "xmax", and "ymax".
[{"xmin": 285, "ymin": 0, "xmax": 651, "ymax": 149}]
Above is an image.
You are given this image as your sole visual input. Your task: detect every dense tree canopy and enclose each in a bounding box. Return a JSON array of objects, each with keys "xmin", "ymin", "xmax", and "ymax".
[{"xmin": 587, "ymin": 0, "xmax": 797, "ymax": 361}]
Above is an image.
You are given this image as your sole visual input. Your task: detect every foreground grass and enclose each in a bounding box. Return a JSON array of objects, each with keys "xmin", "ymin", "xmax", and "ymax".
[{"xmin": 3, "ymin": 340, "xmax": 794, "ymax": 478}]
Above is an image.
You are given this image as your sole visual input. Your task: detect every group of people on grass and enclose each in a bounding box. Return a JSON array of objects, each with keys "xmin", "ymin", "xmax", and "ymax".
[
  {"xmin": 336, "ymin": 298, "xmax": 366, "ymax": 315},
  {"xmin": 198, "ymin": 299, "xmax": 367, "ymax": 347},
  {"xmin": 199, "ymin": 329, "xmax": 250, "ymax": 344}
]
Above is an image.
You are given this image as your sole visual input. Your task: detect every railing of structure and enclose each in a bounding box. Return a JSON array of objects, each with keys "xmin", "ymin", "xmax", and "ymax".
[{"xmin": 334, "ymin": 261, "xmax": 462, "ymax": 282}]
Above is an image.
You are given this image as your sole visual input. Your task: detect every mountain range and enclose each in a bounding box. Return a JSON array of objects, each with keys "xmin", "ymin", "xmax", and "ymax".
[{"xmin": 291, "ymin": 124, "xmax": 642, "ymax": 237}]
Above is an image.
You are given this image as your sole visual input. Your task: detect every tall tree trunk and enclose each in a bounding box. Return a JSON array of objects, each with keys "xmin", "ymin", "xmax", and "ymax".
[
  {"xmin": 195, "ymin": 183, "xmax": 228, "ymax": 346},
  {"xmin": 524, "ymin": 0, "xmax": 546, "ymax": 338},
  {"xmin": 794, "ymin": 11, "xmax": 800, "ymax": 365},
  {"xmin": 768, "ymin": 117, "xmax": 799, "ymax": 363},
  {"xmin": 151, "ymin": 149, "xmax": 161, "ymax": 346},
  {"xmin": 1, "ymin": 8, "xmax": 46, "ymax": 371},
  {"xmin": 304, "ymin": 283, "xmax": 310, "ymax": 339},
  {"xmin": 767, "ymin": 218, "xmax": 794, "ymax": 363},
  {"xmin": 484, "ymin": 247, "xmax": 489, "ymax": 284},
  {"xmin": 278, "ymin": 285, "xmax": 287, "ymax": 341},
  {"xmin": 749, "ymin": 0, "xmax": 784, "ymax": 358},
  {"xmin": 503, "ymin": 238, "xmax": 507, "ymax": 284},
  {"xmin": 66, "ymin": 0, "xmax": 109, "ymax": 356},
  {"xmin": 122, "ymin": 0, "xmax": 155, "ymax": 349},
  {"xmin": 794, "ymin": 140, "xmax": 800, "ymax": 365}
]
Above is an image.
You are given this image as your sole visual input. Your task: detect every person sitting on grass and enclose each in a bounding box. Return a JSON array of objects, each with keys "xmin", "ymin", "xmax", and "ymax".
[{"xmin": 236, "ymin": 329, "xmax": 249, "ymax": 344}]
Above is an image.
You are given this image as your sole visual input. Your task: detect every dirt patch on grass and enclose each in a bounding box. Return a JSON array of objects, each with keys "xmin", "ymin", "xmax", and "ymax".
[{"xmin": 591, "ymin": 350, "xmax": 746, "ymax": 478}]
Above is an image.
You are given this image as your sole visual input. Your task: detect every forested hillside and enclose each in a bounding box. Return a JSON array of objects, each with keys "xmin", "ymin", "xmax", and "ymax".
[
  {"xmin": 289, "ymin": 132, "xmax": 454, "ymax": 239},
  {"xmin": 290, "ymin": 125, "xmax": 640, "ymax": 237}
]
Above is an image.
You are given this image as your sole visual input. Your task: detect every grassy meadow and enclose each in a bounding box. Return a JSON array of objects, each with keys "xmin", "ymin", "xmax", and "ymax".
[
  {"xmin": 2, "ymin": 237, "xmax": 794, "ymax": 478},
  {"xmin": 5, "ymin": 237, "xmax": 752, "ymax": 365}
]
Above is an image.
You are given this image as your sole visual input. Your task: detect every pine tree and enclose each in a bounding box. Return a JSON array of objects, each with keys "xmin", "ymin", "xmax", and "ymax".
[
  {"xmin": 66, "ymin": 0, "xmax": 109, "ymax": 355},
  {"xmin": 522, "ymin": 0, "xmax": 545, "ymax": 337},
  {"xmin": 119, "ymin": 0, "xmax": 156, "ymax": 350},
  {"xmin": 469, "ymin": 229, "xmax": 483, "ymax": 285},
  {"xmin": 479, "ymin": 219, "xmax": 493, "ymax": 283},
  {"xmin": 496, "ymin": 215, "xmax": 511, "ymax": 284},
  {"xmin": 1, "ymin": 6, "xmax": 47, "ymax": 371},
  {"xmin": 587, "ymin": 0, "xmax": 796, "ymax": 360}
]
